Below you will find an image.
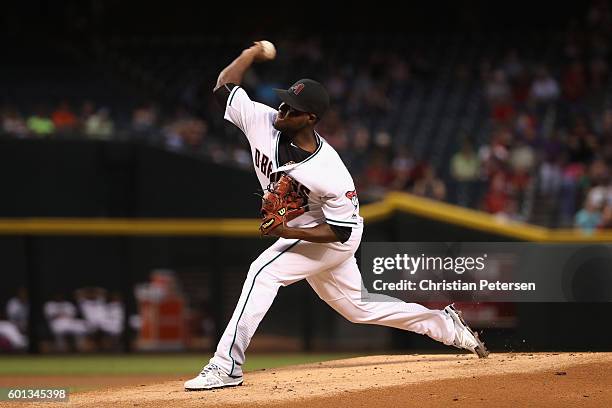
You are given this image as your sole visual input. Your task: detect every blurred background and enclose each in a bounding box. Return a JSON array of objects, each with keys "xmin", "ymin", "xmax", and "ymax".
[{"xmin": 1, "ymin": 0, "xmax": 612, "ymax": 359}]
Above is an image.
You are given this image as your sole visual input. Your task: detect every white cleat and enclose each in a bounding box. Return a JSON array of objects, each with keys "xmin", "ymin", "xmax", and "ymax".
[
  {"xmin": 444, "ymin": 304, "xmax": 489, "ymax": 358},
  {"xmin": 184, "ymin": 363, "xmax": 243, "ymax": 391}
]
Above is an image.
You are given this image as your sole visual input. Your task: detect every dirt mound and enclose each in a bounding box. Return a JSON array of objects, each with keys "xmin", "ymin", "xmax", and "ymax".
[{"xmin": 21, "ymin": 352, "xmax": 612, "ymax": 408}]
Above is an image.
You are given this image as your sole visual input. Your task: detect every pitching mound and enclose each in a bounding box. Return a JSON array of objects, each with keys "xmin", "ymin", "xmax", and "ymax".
[{"xmin": 25, "ymin": 352, "xmax": 612, "ymax": 407}]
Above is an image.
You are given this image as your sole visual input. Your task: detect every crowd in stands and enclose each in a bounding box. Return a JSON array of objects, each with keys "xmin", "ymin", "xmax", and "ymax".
[
  {"xmin": 0, "ymin": 101, "xmax": 208, "ymax": 150},
  {"xmin": 2, "ymin": 1, "xmax": 612, "ymax": 231}
]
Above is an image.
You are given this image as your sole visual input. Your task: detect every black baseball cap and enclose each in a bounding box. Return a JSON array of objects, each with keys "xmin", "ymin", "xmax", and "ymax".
[{"xmin": 273, "ymin": 79, "xmax": 330, "ymax": 119}]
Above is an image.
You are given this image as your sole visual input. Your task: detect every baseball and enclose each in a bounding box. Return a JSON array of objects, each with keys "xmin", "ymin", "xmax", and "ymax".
[{"xmin": 259, "ymin": 40, "xmax": 276, "ymax": 60}]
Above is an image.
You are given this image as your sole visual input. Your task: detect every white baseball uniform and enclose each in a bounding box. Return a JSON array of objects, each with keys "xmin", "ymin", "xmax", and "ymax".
[
  {"xmin": 209, "ymin": 86, "xmax": 456, "ymax": 377},
  {"xmin": 0, "ymin": 321, "xmax": 27, "ymax": 349},
  {"xmin": 44, "ymin": 300, "xmax": 88, "ymax": 337}
]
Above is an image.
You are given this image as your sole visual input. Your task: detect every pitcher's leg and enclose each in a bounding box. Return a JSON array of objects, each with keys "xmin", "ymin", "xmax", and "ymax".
[
  {"xmin": 209, "ymin": 238, "xmax": 356, "ymax": 377},
  {"xmin": 210, "ymin": 239, "xmax": 300, "ymax": 377},
  {"xmin": 307, "ymin": 257, "xmax": 456, "ymax": 345}
]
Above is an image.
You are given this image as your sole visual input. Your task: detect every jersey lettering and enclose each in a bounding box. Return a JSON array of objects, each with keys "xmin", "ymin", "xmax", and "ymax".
[
  {"xmin": 269, "ymin": 172, "xmax": 310, "ymax": 210},
  {"xmin": 261, "ymin": 154, "xmax": 269, "ymax": 175},
  {"xmin": 297, "ymin": 183, "xmax": 311, "ymax": 212},
  {"xmin": 254, "ymin": 148, "xmax": 274, "ymax": 179}
]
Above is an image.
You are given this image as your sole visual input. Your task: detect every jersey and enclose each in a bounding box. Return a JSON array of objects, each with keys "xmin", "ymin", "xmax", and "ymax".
[
  {"xmin": 44, "ymin": 301, "xmax": 78, "ymax": 320},
  {"xmin": 221, "ymin": 85, "xmax": 364, "ymax": 232}
]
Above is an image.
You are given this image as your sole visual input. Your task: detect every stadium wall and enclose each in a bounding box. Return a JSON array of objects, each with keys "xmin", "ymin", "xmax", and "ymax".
[{"xmin": 1, "ymin": 140, "xmax": 611, "ymax": 352}]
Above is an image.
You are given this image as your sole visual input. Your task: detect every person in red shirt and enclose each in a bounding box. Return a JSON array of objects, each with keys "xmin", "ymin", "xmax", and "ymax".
[
  {"xmin": 483, "ymin": 171, "xmax": 510, "ymax": 214},
  {"xmin": 52, "ymin": 101, "xmax": 78, "ymax": 133}
]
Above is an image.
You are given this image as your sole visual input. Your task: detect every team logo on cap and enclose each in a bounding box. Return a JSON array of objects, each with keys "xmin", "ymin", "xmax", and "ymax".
[{"xmin": 290, "ymin": 83, "xmax": 305, "ymax": 95}]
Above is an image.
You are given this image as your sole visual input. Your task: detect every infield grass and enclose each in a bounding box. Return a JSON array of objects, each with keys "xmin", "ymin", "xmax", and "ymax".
[{"xmin": 0, "ymin": 353, "xmax": 357, "ymax": 376}]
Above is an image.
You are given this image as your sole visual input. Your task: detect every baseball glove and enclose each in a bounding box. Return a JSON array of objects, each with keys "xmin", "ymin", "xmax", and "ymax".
[{"xmin": 259, "ymin": 174, "xmax": 305, "ymax": 235}]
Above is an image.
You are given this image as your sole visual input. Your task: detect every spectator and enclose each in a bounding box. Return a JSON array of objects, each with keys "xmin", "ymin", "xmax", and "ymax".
[
  {"xmin": 326, "ymin": 73, "xmax": 348, "ymax": 100},
  {"xmin": 75, "ymin": 287, "xmax": 107, "ymax": 331},
  {"xmin": 598, "ymin": 203, "xmax": 612, "ymax": 229},
  {"xmin": 318, "ymin": 108, "xmax": 348, "ymax": 151},
  {"xmin": 575, "ymin": 196, "xmax": 602, "ymax": 233},
  {"xmin": 569, "ymin": 120, "xmax": 598, "ymax": 165},
  {"xmin": 389, "ymin": 147, "xmax": 415, "ymax": 190},
  {"xmin": 559, "ymin": 159, "xmax": 586, "ymax": 225},
  {"xmin": 85, "ymin": 108, "xmax": 114, "ymax": 139},
  {"xmin": 514, "ymin": 111, "xmax": 538, "ymax": 141},
  {"xmin": 182, "ymin": 118, "xmax": 207, "ymax": 150},
  {"xmin": 51, "ymin": 101, "xmax": 78, "ymax": 133},
  {"xmin": 486, "ymin": 69, "xmax": 512, "ymax": 103},
  {"xmin": 494, "ymin": 198, "xmax": 524, "ymax": 222},
  {"xmin": 491, "ymin": 100, "xmax": 516, "ymax": 124},
  {"xmin": 80, "ymin": 100, "xmax": 95, "ymax": 124},
  {"xmin": 483, "ymin": 172, "xmax": 511, "ymax": 214},
  {"xmin": 6, "ymin": 287, "xmax": 28, "ymax": 334},
  {"xmin": 131, "ymin": 103, "xmax": 158, "ymax": 133},
  {"xmin": 163, "ymin": 120, "xmax": 185, "ymax": 151},
  {"xmin": 345, "ymin": 124, "xmax": 370, "ymax": 175},
  {"xmin": 361, "ymin": 150, "xmax": 393, "ymax": 199},
  {"xmin": 100, "ymin": 292, "xmax": 125, "ymax": 350},
  {"xmin": 75, "ymin": 287, "xmax": 109, "ymax": 348},
  {"xmin": 232, "ymin": 147, "xmax": 252, "ymax": 169},
  {"xmin": 539, "ymin": 155, "xmax": 564, "ymax": 196},
  {"xmin": 509, "ymin": 140, "xmax": 536, "ymax": 173},
  {"xmin": 562, "ymin": 61, "xmax": 587, "ymax": 102},
  {"xmin": 0, "ymin": 311, "xmax": 27, "ymax": 350},
  {"xmin": 599, "ymin": 109, "xmax": 612, "ymax": 141},
  {"xmin": 26, "ymin": 108, "xmax": 55, "ymax": 137},
  {"xmin": 589, "ymin": 57, "xmax": 608, "ymax": 90},
  {"xmin": 512, "ymin": 70, "xmax": 532, "ymax": 104},
  {"xmin": 412, "ymin": 164, "xmax": 446, "ymax": 201},
  {"xmin": 75, "ymin": 287, "xmax": 124, "ymax": 350},
  {"xmin": 542, "ymin": 131, "xmax": 564, "ymax": 162},
  {"xmin": 479, "ymin": 127, "xmax": 511, "ymax": 177},
  {"xmin": 584, "ymin": 159, "xmax": 610, "ymax": 192},
  {"xmin": 1, "ymin": 108, "xmax": 28, "ymax": 138},
  {"xmin": 44, "ymin": 293, "xmax": 88, "ymax": 352},
  {"xmin": 502, "ymin": 49, "xmax": 524, "ymax": 80},
  {"xmin": 530, "ymin": 66, "xmax": 560, "ymax": 104},
  {"xmin": 450, "ymin": 139, "xmax": 481, "ymax": 207}
]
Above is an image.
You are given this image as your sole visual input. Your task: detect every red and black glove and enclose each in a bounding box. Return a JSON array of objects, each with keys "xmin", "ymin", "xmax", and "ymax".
[{"xmin": 259, "ymin": 174, "xmax": 305, "ymax": 235}]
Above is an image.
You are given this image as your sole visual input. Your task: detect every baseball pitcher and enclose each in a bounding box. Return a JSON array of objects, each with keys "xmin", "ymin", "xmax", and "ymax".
[{"xmin": 185, "ymin": 41, "xmax": 488, "ymax": 391}]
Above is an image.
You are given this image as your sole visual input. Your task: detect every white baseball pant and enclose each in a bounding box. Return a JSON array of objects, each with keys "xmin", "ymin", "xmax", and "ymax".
[{"xmin": 210, "ymin": 227, "xmax": 456, "ymax": 377}]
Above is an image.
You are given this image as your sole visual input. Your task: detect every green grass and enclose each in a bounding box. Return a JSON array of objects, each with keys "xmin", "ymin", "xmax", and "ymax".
[{"xmin": 0, "ymin": 353, "xmax": 356, "ymax": 376}]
